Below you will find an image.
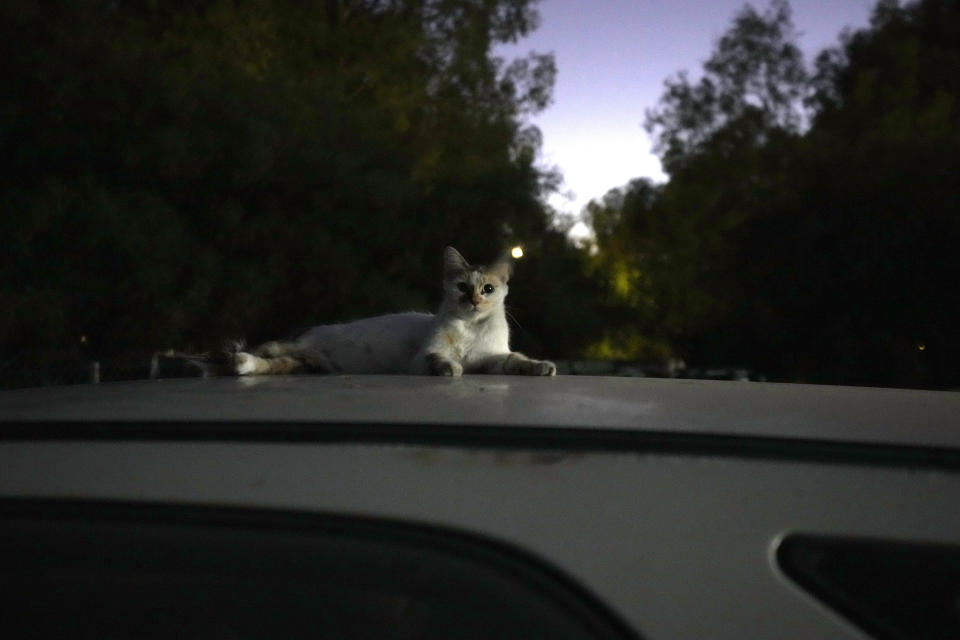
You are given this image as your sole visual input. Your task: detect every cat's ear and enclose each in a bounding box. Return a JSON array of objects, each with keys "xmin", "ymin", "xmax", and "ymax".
[
  {"xmin": 443, "ymin": 246, "xmax": 470, "ymax": 277},
  {"xmin": 487, "ymin": 255, "xmax": 513, "ymax": 284}
]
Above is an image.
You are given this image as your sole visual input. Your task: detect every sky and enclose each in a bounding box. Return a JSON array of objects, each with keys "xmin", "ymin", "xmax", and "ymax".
[{"xmin": 496, "ymin": 0, "xmax": 878, "ymax": 228}]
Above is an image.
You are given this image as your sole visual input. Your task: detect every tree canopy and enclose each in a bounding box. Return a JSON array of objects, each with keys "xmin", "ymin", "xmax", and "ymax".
[
  {"xmin": 4, "ymin": 0, "xmax": 958, "ymax": 389},
  {"xmin": 645, "ymin": 0, "xmax": 807, "ymax": 174},
  {"xmin": 588, "ymin": 0, "xmax": 960, "ymax": 388},
  {"xmin": 1, "ymin": 0, "xmax": 602, "ymax": 386}
]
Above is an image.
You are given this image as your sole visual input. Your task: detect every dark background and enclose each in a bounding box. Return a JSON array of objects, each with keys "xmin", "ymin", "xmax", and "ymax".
[{"xmin": 2, "ymin": 0, "xmax": 958, "ymax": 389}]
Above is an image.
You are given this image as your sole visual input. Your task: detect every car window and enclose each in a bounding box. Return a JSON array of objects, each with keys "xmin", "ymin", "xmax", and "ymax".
[{"xmin": 1, "ymin": 501, "xmax": 635, "ymax": 640}]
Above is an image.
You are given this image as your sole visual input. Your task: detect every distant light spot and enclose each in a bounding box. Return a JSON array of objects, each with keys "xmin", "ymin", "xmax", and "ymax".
[
  {"xmin": 511, "ymin": 246, "xmax": 524, "ymax": 259},
  {"xmin": 918, "ymin": 343, "xmax": 926, "ymax": 351},
  {"xmin": 80, "ymin": 335, "xmax": 88, "ymax": 344}
]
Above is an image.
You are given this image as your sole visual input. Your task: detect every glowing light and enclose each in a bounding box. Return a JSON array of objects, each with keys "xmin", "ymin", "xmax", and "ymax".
[
  {"xmin": 80, "ymin": 335, "xmax": 88, "ymax": 344},
  {"xmin": 511, "ymin": 246, "xmax": 524, "ymax": 259},
  {"xmin": 918, "ymin": 344, "xmax": 926, "ymax": 351}
]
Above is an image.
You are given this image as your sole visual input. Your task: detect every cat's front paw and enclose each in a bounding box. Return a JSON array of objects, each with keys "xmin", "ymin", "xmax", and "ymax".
[
  {"xmin": 436, "ymin": 360, "xmax": 463, "ymax": 377},
  {"xmin": 534, "ymin": 359, "xmax": 557, "ymax": 376},
  {"xmin": 426, "ymin": 354, "xmax": 463, "ymax": 377},
  {"xmin": 525, "ymin": 359, "xmax": 557, "ymax": 376}
]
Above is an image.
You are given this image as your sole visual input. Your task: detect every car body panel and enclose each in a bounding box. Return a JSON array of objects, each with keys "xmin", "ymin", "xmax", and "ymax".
[
  {"xmin": 1, "ymin": 375, "xmax": 958, "ymax": 450},
  {"xmin": 2, "ymin": 376, "xmax": 959, "ymax": 639}
]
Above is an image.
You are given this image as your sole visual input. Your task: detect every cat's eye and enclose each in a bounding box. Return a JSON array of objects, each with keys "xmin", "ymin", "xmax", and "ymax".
[
  {"xmin": 482, "ymin": 284, "xmax": 495, "ymax": 295},
  {"xmin": 456, "ymin": 282, "xmax": 469, "ymax": 292}
]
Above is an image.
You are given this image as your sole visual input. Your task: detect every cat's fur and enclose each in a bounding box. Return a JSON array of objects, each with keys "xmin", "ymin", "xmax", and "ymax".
[{"xmin": 231, "ymin": 247, "xmax": 556, "ymax": 377}]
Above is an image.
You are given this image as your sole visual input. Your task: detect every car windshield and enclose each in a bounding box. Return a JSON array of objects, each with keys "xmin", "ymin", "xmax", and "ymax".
[{"xmin": 2, "ymin": 0, "xmax": 957, "ymax": 391}]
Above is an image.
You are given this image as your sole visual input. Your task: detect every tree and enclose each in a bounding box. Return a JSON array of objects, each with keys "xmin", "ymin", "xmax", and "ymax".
[
  {"xmin": 0, "ymin": 0, "xmax": 586, "ymax": 387},
  {"xmin": 580, "ymin": 179, "xmax": 674, "ymax": 361},
  {"xmin": 644, "ymin": 0, "xmax": 807, "ymax": 175},
  {"xmin": 591, "ymin": 0, "xmax": 960, "ymax": 388},
  {"xmin": 759, "ymin": 0, "xmax": 960, "ymax": 386},
  {"xmin": 585, "ymin": 2, "xmax": 808, "ymax": 364}
]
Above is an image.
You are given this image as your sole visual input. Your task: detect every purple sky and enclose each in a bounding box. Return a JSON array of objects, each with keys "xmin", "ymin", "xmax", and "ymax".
[{"xmin": 496, "ymin": 0, "xmax": 876, "ymax": 226}]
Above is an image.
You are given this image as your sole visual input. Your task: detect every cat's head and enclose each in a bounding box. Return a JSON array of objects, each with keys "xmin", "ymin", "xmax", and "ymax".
[{"xmin": 442, "ymin": 246, "xmax": 511, "ymax": 319}]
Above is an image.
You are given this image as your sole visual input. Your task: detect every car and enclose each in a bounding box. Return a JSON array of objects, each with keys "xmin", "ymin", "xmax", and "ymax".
[{"xmin": 2, "ymin": 374, "xmax": 959, "ymax": 639}]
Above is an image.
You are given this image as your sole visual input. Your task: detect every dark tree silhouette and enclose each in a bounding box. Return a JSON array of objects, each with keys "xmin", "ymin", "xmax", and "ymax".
[
  {"xmin": 0, "ymin": 0, "xmax": 600, "ymax": 387},
  {"xmin": 588, "ymin": 0, "xmax": 960, "ymax": 388}
]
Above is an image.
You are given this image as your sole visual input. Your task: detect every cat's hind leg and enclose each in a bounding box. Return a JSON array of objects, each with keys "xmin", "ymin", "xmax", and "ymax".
[
  {"xmin": 235, "ymin": 340, "xmax": 342, "ymax": 375},
  {"xmin": 251, "ymin": 340, "xmax": 298, "ymax": 357},
  {"xmin": 234, "ymin": 351, "xmax": 305, "ymax": 375},
  {"xmin": 223, "ymin": 339, "xmax": 300, "ymax": 375}
]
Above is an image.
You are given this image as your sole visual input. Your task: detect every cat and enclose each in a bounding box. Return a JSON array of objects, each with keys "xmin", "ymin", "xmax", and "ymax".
[{"xmin": 230, "ymin": 246, "xmax": 557, "ymax": 377}]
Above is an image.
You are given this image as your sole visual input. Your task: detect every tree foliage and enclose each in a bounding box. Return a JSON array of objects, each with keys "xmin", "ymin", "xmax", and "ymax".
[
  {"xmin": 0, "ymin": 0, "xmax": 596, "ymax": 386},
  {"xmin": 590, "ymin": 0, "xmax": 960, "ymax": 388},
  {"xmin": 644, "ymin": 0, "xmax": 807, "ymax": 174},
  {"xmin": 6, "ymin": 0, "xmax": 957, "ymax": 389}
]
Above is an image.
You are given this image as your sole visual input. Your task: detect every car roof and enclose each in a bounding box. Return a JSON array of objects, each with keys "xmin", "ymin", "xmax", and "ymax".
[{"xmin": 1, "ymin": 375, "xmax": 958, "ymax": 451}]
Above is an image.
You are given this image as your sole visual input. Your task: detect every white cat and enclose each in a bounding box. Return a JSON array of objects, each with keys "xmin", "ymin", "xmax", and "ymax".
[{"xmin": 232, "ymin": 247, "xmax": 557, "ymax": 377}]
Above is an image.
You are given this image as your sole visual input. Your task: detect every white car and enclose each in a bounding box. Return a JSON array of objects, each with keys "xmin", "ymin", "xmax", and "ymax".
[{"xmin": 2, "ymin": 375, "xmax": 959, "ymax": 639}]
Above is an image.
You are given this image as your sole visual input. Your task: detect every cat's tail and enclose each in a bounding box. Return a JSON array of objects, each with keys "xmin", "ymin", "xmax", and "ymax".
[{"xmin": 152, "ymin": 341, "xmax": 245, "ymax": 378}]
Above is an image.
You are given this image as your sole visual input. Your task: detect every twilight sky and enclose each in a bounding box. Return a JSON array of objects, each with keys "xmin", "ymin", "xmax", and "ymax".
[{"xmin": 496, "ymin": 0, "xmax": 877, "ymax": 224}]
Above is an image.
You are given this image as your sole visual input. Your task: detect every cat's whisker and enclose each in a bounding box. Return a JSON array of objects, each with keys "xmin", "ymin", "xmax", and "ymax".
[{"xmin": 504, "ymin": 307, "xmax": 524, "ymax": 332}]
